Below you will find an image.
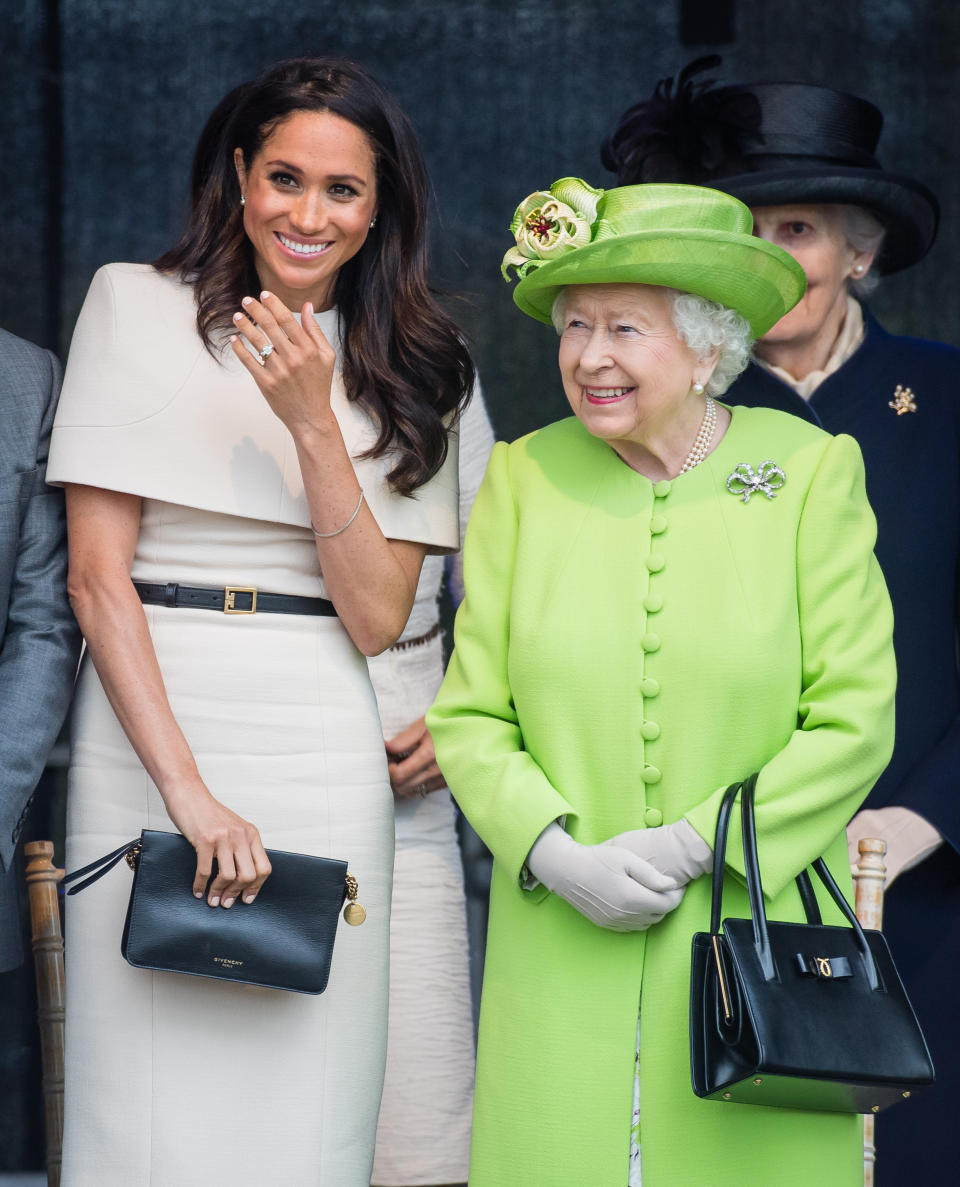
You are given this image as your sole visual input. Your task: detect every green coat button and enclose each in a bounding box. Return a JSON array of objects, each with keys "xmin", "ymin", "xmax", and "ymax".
[
  {"xmin": 641, "ymin": 765, "xmax": 662, "ymax": 785},
  {"xmin": 646, "ymin": 554, "xmax": 665, "ymax": 573},
  {"xmin": 641, "ymin": 632, "xmax": 661, "ymax": 653},
  {"xmin": 653, "ymin": 480, "xmax": 672, "ymax": 498},
  {"xmin": 640, "ymin": 677, "xmax": 660, "ymax": 697},
  {"xmin": 643, "ymin": 594, "xmax": 663, "ymax": 613},
  {"xmin": 640, "ymin": 721, "xmax": 660, "ymax": 741},
  {"xmin": 649, "ymin": 514, "xmax": 668, "ymax": 535},
  {"xmin": 644, "ymin": 807, "xmax": 663, "ymax": 827}
]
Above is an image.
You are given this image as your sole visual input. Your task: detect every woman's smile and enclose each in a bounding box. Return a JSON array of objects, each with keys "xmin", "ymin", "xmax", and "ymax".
[
  {"xmin": 275, "ymin": 231, "xmax": 334, "ymax": 258},
  {"xmin": 583, "ymin": 385, "xmax": 635, "ymax": 405}
]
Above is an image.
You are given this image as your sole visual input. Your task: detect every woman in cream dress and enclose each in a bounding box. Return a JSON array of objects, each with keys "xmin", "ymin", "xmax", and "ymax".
[
  {"xmin": 47, "ymin": 58, "xmax": 473, "ymax": 1187},
  {"xmin": 369, "ymin": 387, "xmax": 494, "ymax": 1187}
]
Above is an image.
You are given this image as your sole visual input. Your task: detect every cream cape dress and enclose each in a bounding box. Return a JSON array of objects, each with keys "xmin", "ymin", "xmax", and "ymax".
[
  {"xmin": 368, "ymin": 388, "xmax": 494, "ymax": 1185},
  {"xmin": 47, "ymin": 263, "xmax": 459, "ymax": 1187}
]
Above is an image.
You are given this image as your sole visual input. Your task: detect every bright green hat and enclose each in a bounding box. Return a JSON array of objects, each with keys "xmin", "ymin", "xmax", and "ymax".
[{"xmin": 502, "ymin": 179, "xmax": 806, "ymax": 338}]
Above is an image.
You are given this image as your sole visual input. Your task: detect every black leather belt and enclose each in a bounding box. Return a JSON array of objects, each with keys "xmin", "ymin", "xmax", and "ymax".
[{"xmin": 133, "ymin": 582, "xmax": 337, "ymax": 617}]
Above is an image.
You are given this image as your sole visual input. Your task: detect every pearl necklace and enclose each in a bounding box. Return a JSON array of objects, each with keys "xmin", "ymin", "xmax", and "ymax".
[{"xmin": 679, "ymin": 396, "xmax": 717, "ymax": 474}]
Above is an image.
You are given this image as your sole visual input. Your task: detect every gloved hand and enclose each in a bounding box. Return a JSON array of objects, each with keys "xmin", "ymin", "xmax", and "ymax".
[
  {"xmin": 605, "ymin": 818, "xmax": 713, "ymax": 886},
  {"xmin": 847, "ymin": 806, "xmax": 943, "ymax": 888},
  {"xmin": 526, "ymin": 822, "xmax": 686, "ymax": 932}
]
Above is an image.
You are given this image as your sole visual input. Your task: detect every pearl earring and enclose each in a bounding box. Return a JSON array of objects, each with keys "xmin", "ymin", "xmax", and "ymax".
[
  {"xmin": 692, "ymin": 381, "xmax": 705, "ymax": 396},
  {"xmin": 853, "ymin": 263, "xmax": 864, "ymax": 275},
  {"xmin": 240, "ymin": 195, "xmax": 246, "ymax": 206}
]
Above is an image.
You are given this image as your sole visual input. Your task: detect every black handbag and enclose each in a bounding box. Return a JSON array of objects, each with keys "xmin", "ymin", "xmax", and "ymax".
[
  {"xmin": 64, "ymin": 829, "xmax": 365, "ymax": 994},
  {"xmin": 690, "ymin": 775, "xmax": 934, "ymax": 1113}
]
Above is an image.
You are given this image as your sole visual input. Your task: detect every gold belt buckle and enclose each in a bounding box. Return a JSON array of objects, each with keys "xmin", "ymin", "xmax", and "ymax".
[{"xmin": 224, "ymin": 586, "xmax": 257, "ymax": 614}]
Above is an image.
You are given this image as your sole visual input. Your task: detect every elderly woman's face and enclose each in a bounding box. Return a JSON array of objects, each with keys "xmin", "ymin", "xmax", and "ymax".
[
  {"xmin": 750, "ymin": 204, "xmax": 868, "ymax": 351},
  {"xmin": 557, "ymin": 284, "xmax": 706, "ymax": 448},
  {"xmin": 234, "ymin": 110, "xmax": 378, "ymax": 311}
]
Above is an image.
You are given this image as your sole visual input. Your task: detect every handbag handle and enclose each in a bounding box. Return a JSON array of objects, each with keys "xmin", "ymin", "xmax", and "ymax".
[
  {"xmin": 710, "ymin": 776, "xmax": 880, "ymax": 990},
  {"xmin": 62, "ymin": 837, "xmax": 140, "ymax": 895}
]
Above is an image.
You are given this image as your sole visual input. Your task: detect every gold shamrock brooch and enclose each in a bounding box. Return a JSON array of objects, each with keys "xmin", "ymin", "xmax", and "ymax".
[{"xmin": 888, "ymin": 385, "xmax": 917, "ymax": 415}]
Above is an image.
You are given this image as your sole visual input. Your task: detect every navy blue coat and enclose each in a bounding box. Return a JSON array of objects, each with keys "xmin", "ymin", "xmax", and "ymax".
[{"xmin": 725, "ymin": 306, "xmax": 960, "ymax": 1184}]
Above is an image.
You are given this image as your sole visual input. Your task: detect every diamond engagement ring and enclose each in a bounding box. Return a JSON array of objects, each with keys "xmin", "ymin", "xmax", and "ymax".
[{"xmin": 258, "ymin": 342, "xmax": 274, "ymax": 364}]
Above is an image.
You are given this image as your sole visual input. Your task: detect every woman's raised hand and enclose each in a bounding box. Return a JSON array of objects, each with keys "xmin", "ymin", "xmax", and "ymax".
[
  {"xmin": 230, "ymin": 291, "xmax": 337, "ymax": 436},
  {"xmin": 164, "ymin": 779, "xmax": 272, "ymax": 908}
]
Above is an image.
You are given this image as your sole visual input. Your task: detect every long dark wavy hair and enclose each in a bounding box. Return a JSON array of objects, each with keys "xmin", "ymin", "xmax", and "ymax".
[{"xmin": 154, "ymin": 57, "xmax": 473, "ymax": 495}]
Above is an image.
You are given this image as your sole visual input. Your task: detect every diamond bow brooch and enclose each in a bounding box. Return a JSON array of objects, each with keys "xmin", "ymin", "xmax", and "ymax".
[{"xmin": 726, "ymin": 461, "xmax": 786, "ymax": 504}]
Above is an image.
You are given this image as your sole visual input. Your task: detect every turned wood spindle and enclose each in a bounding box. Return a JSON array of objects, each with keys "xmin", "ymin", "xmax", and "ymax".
[
  {"xmin": 853, "ymin": 836, "xmax": 887, "ymax": 1187},
  {"xmin": 24, "ymin": 840, "xmax": 66, "ymax": 1187}
]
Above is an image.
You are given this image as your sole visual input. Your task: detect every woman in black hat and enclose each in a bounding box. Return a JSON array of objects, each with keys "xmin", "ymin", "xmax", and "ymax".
[{"xmin": 603, "ymin": 60, "xmax": 959, "ymax": 1184}]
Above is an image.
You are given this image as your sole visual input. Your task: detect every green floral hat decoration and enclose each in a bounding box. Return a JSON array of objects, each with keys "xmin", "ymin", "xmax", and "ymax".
[{"xmin": 501, "ymin": 178, "xmax": 806, "ymax": 338}]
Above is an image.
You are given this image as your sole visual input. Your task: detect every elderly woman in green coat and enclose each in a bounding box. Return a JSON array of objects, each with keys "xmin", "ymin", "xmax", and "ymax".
[{"xmin": 426, "ymin": 180, "xmax": 896, "ymax": 1187}]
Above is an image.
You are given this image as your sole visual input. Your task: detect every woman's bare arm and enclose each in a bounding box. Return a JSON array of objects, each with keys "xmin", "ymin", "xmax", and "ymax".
[
  {"xmin": 231, "ymin": 292, "xmax": 427, "ymax": 656},
  {"xmin": 65, "ymin": 483, "xmax": 271, "ymax": 906}
]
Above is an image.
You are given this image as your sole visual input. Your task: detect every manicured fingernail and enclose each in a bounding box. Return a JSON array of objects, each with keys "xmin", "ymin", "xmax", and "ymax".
[
  {"xmin": 194, "ymin": 890, "xmax": 203, "ymax": 899},
  {"xmin": 243, "ymin": 893, "xmax": 256, "ymax": 904},
  {"xmin": 233, "ymin": 312, "xmax": 243, "ymax": 322},
  {"xmin": 242, "ymin": 296, "xmax": 253, "ymax": 306},
  {"xmin": 222, "ymin": 897, "xmax": 235, "ymax": 909},
  {"xmin": 229, "ymin": 334, "xmax": 237, "ymax": 343},
  {"xmin": 260, "ymin": 290, "xmax": 271, "ymax": 300},
  {"xmin": 305, "ymin": 302, "xmax": 313, "ymax": 316},
  {"xmin": 209, "ymin": 896, "xmax": 220, "ymax": 907}
]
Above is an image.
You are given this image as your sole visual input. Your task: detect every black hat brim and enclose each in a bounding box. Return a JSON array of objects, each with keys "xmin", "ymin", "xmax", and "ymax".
[{"xmin": 713, "ymin": 165, "xmax": 939, "ymax": 274}]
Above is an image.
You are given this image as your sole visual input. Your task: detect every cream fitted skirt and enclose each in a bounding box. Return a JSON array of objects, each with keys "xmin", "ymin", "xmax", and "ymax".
[{"xmin": 62, "ymin": 598, "xmax": 394, "ymax": 1187}]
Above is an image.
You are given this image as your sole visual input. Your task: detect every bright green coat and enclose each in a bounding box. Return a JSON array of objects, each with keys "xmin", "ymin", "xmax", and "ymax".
[{"xmin": 427, "ymin": 406, "xmax": 896, "ymax": 1187}]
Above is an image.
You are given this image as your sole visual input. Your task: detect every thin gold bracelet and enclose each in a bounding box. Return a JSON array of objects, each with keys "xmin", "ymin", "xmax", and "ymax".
[{"xmin": 311, "ymin": 490, "xmax": 365, "ymax": 538}]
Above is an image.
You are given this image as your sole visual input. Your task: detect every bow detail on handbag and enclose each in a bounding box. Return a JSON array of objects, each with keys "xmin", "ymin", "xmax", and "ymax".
[{"xmin": 794, "ymin": 953, "xmax": 853, "ymax": 979}]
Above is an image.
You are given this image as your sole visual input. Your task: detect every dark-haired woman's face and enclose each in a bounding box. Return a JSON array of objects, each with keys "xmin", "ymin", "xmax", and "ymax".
[{"xmin": 234, "ymin": 110, "xmax": 377, "ymax": 310}]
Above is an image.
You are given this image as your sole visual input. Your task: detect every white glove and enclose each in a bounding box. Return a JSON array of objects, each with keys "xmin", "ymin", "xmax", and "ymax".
[
  {"xmin": 526, "ymin": 822, "xmax": 686, "ymax": 932},
  {"xmin": 605, "ymin": 818, "xmax": 713, "ymax": 885},
  {"xmin": 847, "ymin": 807, "xmax": 943, "ymax": 889}
]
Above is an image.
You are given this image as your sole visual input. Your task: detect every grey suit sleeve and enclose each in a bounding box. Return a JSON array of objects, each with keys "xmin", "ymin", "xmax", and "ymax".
[{"xmin": 0, "ymin": 345, "xmax": 82, "ymax": 873}]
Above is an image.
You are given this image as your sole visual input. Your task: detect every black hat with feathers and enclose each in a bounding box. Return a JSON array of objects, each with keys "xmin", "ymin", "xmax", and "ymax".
[{"xmin": 602, "ymin": 57, "xmax": 938, "ymax": 274}]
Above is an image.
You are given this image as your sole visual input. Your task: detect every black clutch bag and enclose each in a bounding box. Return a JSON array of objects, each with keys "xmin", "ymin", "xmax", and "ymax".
[
  {"xmin": 690, "ymin": 775, "xmax": 935, "ymax": 1113},
  {"xmin": 64, "ymin": 829, "xmax": 366, "ymax": 994}
]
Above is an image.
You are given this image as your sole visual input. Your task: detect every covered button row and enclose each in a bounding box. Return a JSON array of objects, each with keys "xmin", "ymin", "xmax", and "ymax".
[{"xmin": 641, "ymin": 489, "xmax": 668, "ymax": 800}]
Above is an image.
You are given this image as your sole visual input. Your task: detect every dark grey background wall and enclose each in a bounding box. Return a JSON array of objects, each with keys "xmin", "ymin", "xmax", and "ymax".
[
  {"xmin": 2, "ymin": 0, "xmax": 959, "ymax": 447},
  {"xmin": 1, "ymin": 0, "xmax": 958, "ymax": 1171}
]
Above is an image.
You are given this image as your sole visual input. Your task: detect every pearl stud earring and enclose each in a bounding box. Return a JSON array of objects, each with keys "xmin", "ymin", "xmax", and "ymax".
[
  {"xmin": 692, "ymin": 381, "xmax": 705, "ymax": 395},
  {"xmin": 240, "ymin": 195, "xmax": 246, "ymax": 206}
]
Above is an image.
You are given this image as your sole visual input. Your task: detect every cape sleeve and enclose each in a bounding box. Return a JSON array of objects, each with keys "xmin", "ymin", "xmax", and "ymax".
[
  {"xmin": 46, "ymin": 262, "xmax": 207, "ymax": 488},
  {"xmin": 684, "ymin": 433, "xmax": 897, "ymax": 898},
  {"xmin": 355, "ymin": 412, "xmax": 460, "ymax": 554},
  {"xmin": 47, "ymin": 263, "xmax": 460, "ymax": 551}
]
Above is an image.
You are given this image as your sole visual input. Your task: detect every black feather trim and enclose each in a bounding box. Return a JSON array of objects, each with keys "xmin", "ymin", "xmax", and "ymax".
[{"xmin": 601, "ymin": 56, "xmax": 762, "ymax": 185}]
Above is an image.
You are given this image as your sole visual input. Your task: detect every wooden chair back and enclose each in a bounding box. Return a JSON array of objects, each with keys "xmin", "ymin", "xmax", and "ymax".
[
  {"xmin": 24, "ymin": 841, "xmax": 65, "ymax": 1187},
  {"xmin": 853, "ymin": 837, "xmax": 888, "ymax": 1187}
]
